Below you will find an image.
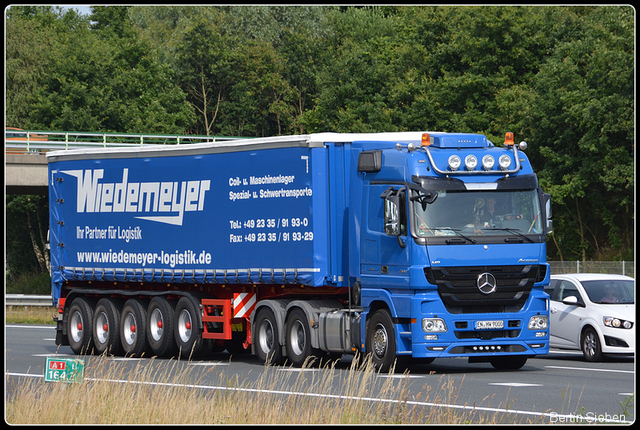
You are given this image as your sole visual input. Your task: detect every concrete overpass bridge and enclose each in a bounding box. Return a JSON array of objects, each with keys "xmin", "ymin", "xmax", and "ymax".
[{"xmin": 5, "ymin": 129, "xmax": 244, "ymax": 195}]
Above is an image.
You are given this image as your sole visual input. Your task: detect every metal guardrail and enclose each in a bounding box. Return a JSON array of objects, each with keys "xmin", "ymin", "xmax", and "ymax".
[
  {"xmin": 6, "ymin": 294, "xmax": 54, "ymax": 307},
  {"xmin": 5, "ymin": 130, "xmax": 247, "ymax": 152}
]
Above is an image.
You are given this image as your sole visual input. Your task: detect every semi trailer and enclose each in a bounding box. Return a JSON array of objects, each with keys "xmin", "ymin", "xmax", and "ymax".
[{"xmin": 48, "ymin": 131, "xmax": 552, "ymax": 371}]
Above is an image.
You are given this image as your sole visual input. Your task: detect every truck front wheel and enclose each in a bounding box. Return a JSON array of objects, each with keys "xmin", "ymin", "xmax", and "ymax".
[
  {"xmin": 147, "ymin": 297, "xmax": 178, "ymax": 357},
  {"xmin": 489, "ymin": 356, "xmax": 528, "ymax": 370},
  {"xmin": 67, "ymin": 297, "xmax": 96, "ymax": 355},
  {"xmin": 255, "ymin": 308, "xmax": 284, "ymax": 365},
  {"xmin": 366, "ymin": 309, "xmax": 396, "ymax": 373},
  {"xmin": 92, "ymin": 298, "xmax": 123, "ymax": 356}
]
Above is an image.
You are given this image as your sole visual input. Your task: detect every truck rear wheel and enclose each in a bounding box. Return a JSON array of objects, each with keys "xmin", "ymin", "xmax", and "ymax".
[
  {"xmin": 285, "ymin": 308, "xmax": 319, "ymax": 367},
  {"xmin": 67, "ymin": 297, "xmax": 96, "ymax": 355},
  {"xmin": 174, "ymin": 296, "xmax": 209, "ymax": 359},
  {"xmin": 255, "ymin": 308, "xmax": 284, "ymax": 365},
  {"xmin": 366, "ymin": 309, "xmax": 396, "ymax": 373},
  {"xmin": 120, "ymin": 298, "xmax": 149, "ymax": 357},
  {"xmin": 92, "ymin": 298, "xmax": 123, "ymax": 356},
  {"xmin": 147, "ymin": 297, "xmax": 178, "ymax": 357}
]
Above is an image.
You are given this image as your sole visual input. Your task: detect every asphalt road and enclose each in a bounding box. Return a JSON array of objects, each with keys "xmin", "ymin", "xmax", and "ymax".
[{"xmin": 5, "ymin": 324, "xmax": 635, "ymax": 424}]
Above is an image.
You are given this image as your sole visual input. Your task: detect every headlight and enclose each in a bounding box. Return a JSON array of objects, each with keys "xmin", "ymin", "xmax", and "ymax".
[
  {"xmin": 448, "ymin": 155, "xmax": 461, "ymax": 171},
  {"xmin": 422, "ymin": 318, "xmax": 447, "ymax": 333},
  {"xmin": 465, "ymin": 154, "xmax": 478, "ymax": 170},
  {"xmin": 498, "ymin": 154, "xmax": 512, "ymax": 170},
  {"xmin": 528, "ymin": 315, "xmax": 548, "ymax": 330},
  {"xmin": 482, "ymin": 155, "xmax": 495, "ymax": 170},
  {"xmin": 604, "ymin": 316, "xmax": 633, "ymax": 329}
]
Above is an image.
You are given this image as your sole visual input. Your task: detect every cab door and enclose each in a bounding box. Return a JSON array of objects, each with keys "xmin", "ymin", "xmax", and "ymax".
[{"xmin": 361, "ymin": 183, "xmax": 411, "ymax": 292}]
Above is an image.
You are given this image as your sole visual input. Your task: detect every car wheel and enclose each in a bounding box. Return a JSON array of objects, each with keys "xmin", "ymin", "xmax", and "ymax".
[{"xmin": 581, "ymin": 327, "xmax": 603, "ymax": 362}]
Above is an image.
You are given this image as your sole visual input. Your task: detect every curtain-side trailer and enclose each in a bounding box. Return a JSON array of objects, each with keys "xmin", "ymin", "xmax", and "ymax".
[{"xmin": 49, "ymin": 131, "xmax": 551, "ymax": 371}]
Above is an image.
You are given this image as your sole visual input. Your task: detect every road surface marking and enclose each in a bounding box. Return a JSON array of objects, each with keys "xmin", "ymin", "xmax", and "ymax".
[
  {"xmin": 545, "ymin": 365, "xmax": 633, "ymax": 374},
  {"xmin": 489, "ymin": 382, "xmax": 543, "ymax": 387}
]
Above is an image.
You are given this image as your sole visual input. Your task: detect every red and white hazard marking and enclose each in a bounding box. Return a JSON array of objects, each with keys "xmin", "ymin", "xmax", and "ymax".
[{"xmin": 233, "ymin": 293, "xmax": 256, "ymax": 318}]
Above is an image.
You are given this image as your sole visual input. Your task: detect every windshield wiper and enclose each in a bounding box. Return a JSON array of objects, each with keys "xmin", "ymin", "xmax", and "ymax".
[
  {"xmin": 482, "ymin": 228, "xmax": 535, "ymax": 243},
  {"xmin": 431, "ymin": 228, "xmax": 477, "ymax": 244}
]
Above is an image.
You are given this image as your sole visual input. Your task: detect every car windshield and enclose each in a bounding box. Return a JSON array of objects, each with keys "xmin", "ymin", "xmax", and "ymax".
[
  {"xmin": 580, "ymin": 279, "xmax": 635, "ymax": 304},
  {"xmin": 413, "ymin": 189, "xmax": 543, "ymax": 238}
]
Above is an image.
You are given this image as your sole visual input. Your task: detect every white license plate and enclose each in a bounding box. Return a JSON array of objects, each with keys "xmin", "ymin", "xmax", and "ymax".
[{"xmin": 475, "ymin": 320, "xmax": 504, "ymax": 329}]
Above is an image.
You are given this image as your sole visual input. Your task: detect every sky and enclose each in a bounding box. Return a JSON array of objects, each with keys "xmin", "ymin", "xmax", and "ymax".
[{"xmin": 59, "ymin": 4, "xmax": 93, "ymax": 16}]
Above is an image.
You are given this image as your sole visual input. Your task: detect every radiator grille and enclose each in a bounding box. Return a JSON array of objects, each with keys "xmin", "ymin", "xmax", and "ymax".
[{"xmin": 425, "ymin": 265, "xmax": 545, "ymax": 314}]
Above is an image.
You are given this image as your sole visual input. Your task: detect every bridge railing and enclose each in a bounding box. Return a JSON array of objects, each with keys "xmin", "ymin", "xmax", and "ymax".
[{"xmin": 5, "ymin": 130, "xmax": 246, "ymax": 153}]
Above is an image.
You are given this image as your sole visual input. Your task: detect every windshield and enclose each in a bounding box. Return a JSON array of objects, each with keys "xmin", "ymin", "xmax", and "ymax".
[
  {"xmin": 581, "ymin": 279, "xmax": 635, "ymax": 304},
  {"xmin": 413, "ymin": 189, "xmax": 543, "ymax": 238}
]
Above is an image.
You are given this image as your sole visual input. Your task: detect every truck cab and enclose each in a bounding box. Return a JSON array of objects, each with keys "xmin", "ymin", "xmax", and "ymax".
[{"xmin": 354, "ymin": 132, "xmax": 551, "ymax": 370}]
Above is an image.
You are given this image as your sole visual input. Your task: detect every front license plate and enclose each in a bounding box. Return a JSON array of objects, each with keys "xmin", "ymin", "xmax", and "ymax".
[{"xmin": 475, "ymin": 320, "xmax": 504, "ymax": 330}]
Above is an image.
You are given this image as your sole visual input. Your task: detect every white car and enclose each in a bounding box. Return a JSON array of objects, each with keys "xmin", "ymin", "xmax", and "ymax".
[{"xmin": 547, "ymin": 274, "xmax": 635, "ymax": 361}]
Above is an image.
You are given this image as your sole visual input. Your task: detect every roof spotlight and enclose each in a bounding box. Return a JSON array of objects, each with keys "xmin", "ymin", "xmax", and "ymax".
[
  {"xmin": 498, "ymin": 154, "xmax": 512, "ymax": 170},
  {"xmin": 482, "ymin": 155, "xmax": 495, "ymax": 170},
  {"xmin": 448, "ymin": 155, "xmax": 461, "ymax": 171},
  {"xmin": 465, "ymin": 154, "xmax": 477, "ymax": 170}
]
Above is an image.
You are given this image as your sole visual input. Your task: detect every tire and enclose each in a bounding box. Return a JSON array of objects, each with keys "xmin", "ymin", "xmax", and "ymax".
[
  {"xmin": 174, "ymin": 296, "xmax": 209, "ymax": 359},
  {"xmin": 92, "ymin": 298, "xmax": 123, "ymax": 356},
  {"xmin": 581, "ymin": 327, "xmax": 603, "ymax": 362},
  {"xmin": 254, "ymin": 307, "xmax": 284, "ymax": 365},
  {"xmin": 147, "ymin": 297, "xmax": 178, "ymax": 357},
  {"xmin": 120, "ymin": 298, "xmax": 149, "ymax": 357},
  {"xmin": 67, "ymin": 297, "xmax": 96, "ymax": 355},
  {"xmin": 489, "ymin": 356, "xmax": 528, "ymax": 370},
  {"xmin": 366, "ymin": 309, "xmax": 396, "ymax": 373},
  {"xmin": 285, "ymin": 308, "xmax": 320, "ymax": 367}
]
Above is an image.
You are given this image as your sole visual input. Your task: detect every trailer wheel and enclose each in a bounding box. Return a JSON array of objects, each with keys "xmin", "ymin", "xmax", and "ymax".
[
  {"xmin": 120, "ymin": 298, "xmax": 149, "ymax": 357},
  {"xmin": 366, "ymin": 309, "xmax": 396, "ymax": 373},
  {"xmin": 174, "ymin": 297, "xmax": 209, "ymax": 359},
  {"xmin": 147, "ymin": 297, "xmax": 178, "ymax": 357},
  {"xmin": 255, "ymin": 308, "xmax": 284, "ymax": 365},
  {"xmin": 92, "ymin": 298, "xmax": 123, "ymax": 356},
  {"xmin": 67, "ymin": 297, "xmax": 96, "ymax": 355},
  {"xmin": 285, "ymin": 308, "xmax": 319, "ymax": 367}
]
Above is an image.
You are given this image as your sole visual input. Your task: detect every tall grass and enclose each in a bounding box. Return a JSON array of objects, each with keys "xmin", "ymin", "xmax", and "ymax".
[
  {"xmin": 6, "ymin": 354, "xmax": 541, "ymax": 424},
  {"xmin": 6, "ymin": 306, "xmax": 57, "ymax": 325}
]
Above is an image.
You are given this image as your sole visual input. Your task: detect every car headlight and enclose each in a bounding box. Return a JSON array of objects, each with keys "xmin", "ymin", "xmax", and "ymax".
[
  {"xmin": 528, "ymin": 315, "xmax": 548, "ymax": 330},
  {"xmin": 603, "ymin": 316, "xmax": 633, "ymax": 329},
  {"xmin": 422, "ymin": 318, "xmax": 447, "ymax": 333}
]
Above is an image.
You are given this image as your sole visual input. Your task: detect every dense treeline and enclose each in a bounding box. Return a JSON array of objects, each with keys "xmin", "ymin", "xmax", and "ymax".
[{"xmin": 5, "ymin": 5, "xmax": 634, "ymax": 282}]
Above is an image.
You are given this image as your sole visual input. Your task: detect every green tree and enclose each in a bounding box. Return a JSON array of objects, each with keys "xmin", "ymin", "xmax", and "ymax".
[
  {"xmin": 11, "ymin": 5, "xmax": 194, "ymax": 133},
  {"xmin": 511, "ymin": 6, "xmax": 634, "ymax": 260}
]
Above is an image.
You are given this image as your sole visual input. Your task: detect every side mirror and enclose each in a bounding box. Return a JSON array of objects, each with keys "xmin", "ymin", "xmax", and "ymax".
[
  {"xmin": 384, "ymin": 194, "xmax": 401, "ymax": 236},
  {"xmin": 562, "ymin": 295, "xmax": 583, "ymax": 307},
  {"xmin": 544, "ymin": 193, "xmax": 553, "ymax": 234},
  {"xmin": 381, "ymin": 187, "xmax": 406, "ymax": 248}
]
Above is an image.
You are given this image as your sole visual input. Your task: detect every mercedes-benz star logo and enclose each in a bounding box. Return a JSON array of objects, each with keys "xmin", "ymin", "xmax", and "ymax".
[{"xmin": 477, "ymin": 272, "xmax": 497, "ymax": 294}]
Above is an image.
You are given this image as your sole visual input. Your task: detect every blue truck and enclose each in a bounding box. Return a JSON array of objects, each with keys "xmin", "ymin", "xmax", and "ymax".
[{"xmin": 48, "ymin": 131, "xmax": 552, "ymax": 371}]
